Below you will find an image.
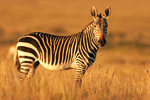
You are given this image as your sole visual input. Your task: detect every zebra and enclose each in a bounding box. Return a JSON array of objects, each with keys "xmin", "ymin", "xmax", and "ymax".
[{"xmin": 14, "ymin": 6, "xmax": 111, "ymax": 87}]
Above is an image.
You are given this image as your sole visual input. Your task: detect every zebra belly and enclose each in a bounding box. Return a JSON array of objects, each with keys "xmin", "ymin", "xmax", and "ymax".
[{"xmin": 40, "ymin": 60, "xmax": 78, "ymax": 71}]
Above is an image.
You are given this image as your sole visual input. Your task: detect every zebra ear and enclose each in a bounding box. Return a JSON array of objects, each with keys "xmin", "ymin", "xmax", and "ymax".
[
  {"xmin": 91, "ymin": 6, "xmax": 98, "ymax": 20},
  {"xmin": 103, "ymin": 6, "xmax": 111, "ymax": 19}
]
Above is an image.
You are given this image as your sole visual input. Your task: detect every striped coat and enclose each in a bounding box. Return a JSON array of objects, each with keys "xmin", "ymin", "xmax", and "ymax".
[{"xmin": 14, "ymin": 6, "xmax": 111, "ymax": 87}]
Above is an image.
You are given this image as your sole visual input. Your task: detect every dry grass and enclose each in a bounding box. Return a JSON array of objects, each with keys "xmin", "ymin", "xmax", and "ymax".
[
  {"xmin": 0, "ymin": 55, "xmax": 150, "ymax": 100},
  {"xmin": 0, "ymin": 0, "xmax": 150, "ymax": 99}
]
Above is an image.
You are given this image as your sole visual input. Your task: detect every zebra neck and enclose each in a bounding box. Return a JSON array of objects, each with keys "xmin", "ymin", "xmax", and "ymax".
[{"xmin": 80, "ymin": 23, "xmax": 99, "ymax": 52}]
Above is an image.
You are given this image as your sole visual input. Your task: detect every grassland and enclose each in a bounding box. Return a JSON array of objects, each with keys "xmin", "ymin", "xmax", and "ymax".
[
  {"xmin": 0, "ymin": 0, "xmax": 150, "ymax": 100},
  {"xmin": 0, "ymin": 55, "xmax": 150, "ymax": 100}
]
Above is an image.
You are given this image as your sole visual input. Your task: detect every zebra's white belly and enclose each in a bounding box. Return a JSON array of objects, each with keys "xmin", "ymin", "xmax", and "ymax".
[{"xmin": 40, "ymin": 60, "xmax": 78, "ymax": 71}]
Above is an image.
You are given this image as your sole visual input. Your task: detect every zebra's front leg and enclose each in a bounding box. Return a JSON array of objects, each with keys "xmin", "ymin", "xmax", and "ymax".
[{"xmin": 75, "ymin": 64, "xmax": 87, "ymax": 88}]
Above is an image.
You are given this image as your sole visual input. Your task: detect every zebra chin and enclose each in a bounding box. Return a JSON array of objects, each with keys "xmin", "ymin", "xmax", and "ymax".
[{"xmin": 98, "ymin": 38, "xmax": 106, "ymax": 47}]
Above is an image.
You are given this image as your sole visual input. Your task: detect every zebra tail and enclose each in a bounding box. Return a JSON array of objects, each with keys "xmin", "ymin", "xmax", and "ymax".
[{"xmin": 14, "ymin": 48, "xmax": 20, "ymax": 72}]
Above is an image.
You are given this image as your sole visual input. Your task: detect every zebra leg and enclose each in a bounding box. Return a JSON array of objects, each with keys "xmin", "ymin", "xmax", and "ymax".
[
  {"xmin": 75, "ymin": 64, "xmax": 86, "ymax": 88},
  {"xmin": 18, "ymin": 62, "xmax": 33, "ymax": 82},
  {"xmin": 27, "ymin": 61, "xmax": 39, "ymax": 80}
]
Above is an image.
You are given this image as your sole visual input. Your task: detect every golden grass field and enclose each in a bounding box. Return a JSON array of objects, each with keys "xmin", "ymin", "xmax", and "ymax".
[{"xmin": 0, "ymin": 0, "xmax": 150, "ymax": 100}]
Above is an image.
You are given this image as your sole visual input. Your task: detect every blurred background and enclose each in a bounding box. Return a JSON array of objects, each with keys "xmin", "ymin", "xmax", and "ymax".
[
  {"xmin": 1, "ymin": 0, "xmax": 150, "ymax": 99},
  {"xmin": 0, "ymin": 0, "xmax": 150, "ymax": 67}
]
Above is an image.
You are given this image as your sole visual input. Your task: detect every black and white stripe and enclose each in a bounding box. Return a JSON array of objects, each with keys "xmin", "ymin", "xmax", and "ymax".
[{"xmin": 14, "ymin": 6, "xmax": 111, "ymax": 87}]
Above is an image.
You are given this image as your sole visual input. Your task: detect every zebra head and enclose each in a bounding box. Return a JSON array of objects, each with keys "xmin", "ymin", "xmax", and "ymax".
[{"xmin": 91, "ymin": 6, "xmax": 111, "ymax": 46}]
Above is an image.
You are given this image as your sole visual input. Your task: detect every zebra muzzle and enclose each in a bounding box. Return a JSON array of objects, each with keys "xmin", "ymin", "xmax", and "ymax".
[
  {"xmin": 96, "ymin": 30, "xmax": 106, "ymax": 46},
  {"xmin": 98, "ymin": 32, "xmax": 106, "ymax": 47},
  {"xmin": 98, "ymin": 38, "xmax": 106, "ymax": 46}
]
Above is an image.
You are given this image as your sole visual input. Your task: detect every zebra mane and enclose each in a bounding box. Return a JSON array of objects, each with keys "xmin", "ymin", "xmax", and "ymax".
[
  {"xmin": 83, "ymin": 21, "xmax": 94, "ymax": 29},
  {"xmin": 81, "ymin": 21, "xmax": 94, "ymax": 34}
]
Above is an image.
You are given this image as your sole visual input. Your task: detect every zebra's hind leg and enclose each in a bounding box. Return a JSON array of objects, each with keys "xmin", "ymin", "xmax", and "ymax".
[
  {"xmin": 18, "ymin": 61, "xmax": 33, "ymax": 82},
  {"xmin": 27, "ymin": 61, "xmax": 39, "ymax": 80},
  {"xmin": 19, "ymin": 60, "xmax": 40, "ymax": 82}
]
